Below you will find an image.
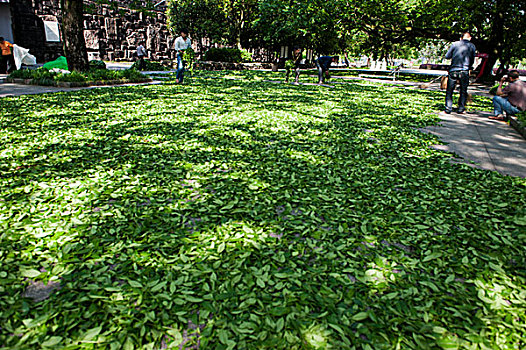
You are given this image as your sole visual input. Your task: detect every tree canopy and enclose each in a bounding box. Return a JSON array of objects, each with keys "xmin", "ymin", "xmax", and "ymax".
[
  {"xmin": 57, "ymin": 0, "xmax": 525, "ymax": 74},
  {"xmin": 166, "ymin": 0, "xmax": 526, "ymax": 66}
]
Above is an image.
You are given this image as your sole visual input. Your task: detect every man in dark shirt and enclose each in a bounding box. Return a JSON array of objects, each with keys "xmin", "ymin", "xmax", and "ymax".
[
  {"xmin": 316, "ymin": 56, "xmax": 333, "ymax": 84},
  {"xmin": 490, "ymin": 70, "xmax": 526, "ymax": 120},
  {"xmin": 444, "ymin": 32, "xmax": 476, "ymax": 114}
]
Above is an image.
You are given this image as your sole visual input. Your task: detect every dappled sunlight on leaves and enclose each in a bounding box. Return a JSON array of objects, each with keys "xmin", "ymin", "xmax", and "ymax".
[{"xmin": 0, "ymin": 71, "xmax": 524, "ymax": 349}]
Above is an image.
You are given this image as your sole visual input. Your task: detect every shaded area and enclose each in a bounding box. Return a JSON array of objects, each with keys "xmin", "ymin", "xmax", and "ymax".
[
  {"xmin": 0, "ymin": 72, "xmax": 525, "ymax": 349},
  {"xmin": 421, "ymin": 111, "xmax": 526, "ymax": 178}
]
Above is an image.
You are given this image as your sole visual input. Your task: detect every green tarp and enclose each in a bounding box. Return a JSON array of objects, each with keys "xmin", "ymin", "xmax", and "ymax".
[{"xmin": 43, "ymin": 56, "xmax": 68, "ymax": 70}]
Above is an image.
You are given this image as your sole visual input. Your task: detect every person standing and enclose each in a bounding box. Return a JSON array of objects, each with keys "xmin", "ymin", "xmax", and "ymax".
[
  {"xmin": 0, "ymin": 37, "xmax": 16, "ymax": 74},
  {"xmin": 444, "ymin": 32, "xmax": 476, "ymax": 114},
  {"xmin": 316, "ymin": 56, "xmax": 333, "ymax": 84},
  {"xmin": 174, "ymin": 29, "xmax": 191, "ymax": 84},
  {"xmin": 490, "ymin": 70, "xmax": 526, "ymax": 120},
  {"xmin": 136, "ymin": 42, "xmax": 147, "ymax": 70},
  {"xmin": 285, "ymin": 47, "xmax": 303, "ymax": 84}
]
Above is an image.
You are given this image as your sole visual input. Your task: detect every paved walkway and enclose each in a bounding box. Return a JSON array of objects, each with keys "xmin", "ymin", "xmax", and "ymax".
[
  {"xmin": 0, "ymin": 80, "xmax": 162, "ymax": 98},
  {"xmin": 421, "ymin": 111, "xmax": 526, "ymax": 178},
  {"xmin": 1, "ymin": 73, "xmax": 524, "ymax": 178}
]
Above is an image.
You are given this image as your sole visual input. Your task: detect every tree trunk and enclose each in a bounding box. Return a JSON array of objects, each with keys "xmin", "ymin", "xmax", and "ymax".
[
  {"xmin": 475, "ymin": 0, "xmax": 505, "ymax": 82},
  {"xmin": 60, "ymin": 0, "xmax": 88, "ymax": 72}
]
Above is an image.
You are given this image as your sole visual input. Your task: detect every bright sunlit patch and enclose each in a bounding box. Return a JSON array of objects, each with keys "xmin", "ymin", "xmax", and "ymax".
[{"xmin": 301, "ymin": 323, "xmax": 331, "ymax": 349}]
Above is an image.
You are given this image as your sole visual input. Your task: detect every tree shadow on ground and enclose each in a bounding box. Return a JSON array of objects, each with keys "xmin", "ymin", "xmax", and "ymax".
[{"xmin": 0, "ymin": 75, "xmax": 524, "ymax": 349}]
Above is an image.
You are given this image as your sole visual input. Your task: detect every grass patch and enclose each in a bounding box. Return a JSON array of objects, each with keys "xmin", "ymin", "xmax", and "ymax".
[{"xmin": 0, "ymin": 71, "xmax": 524, "ymax": 349}]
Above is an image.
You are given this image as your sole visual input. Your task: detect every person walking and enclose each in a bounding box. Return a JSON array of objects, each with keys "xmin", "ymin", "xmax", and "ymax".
[
  {"xmin": 316, "ymin": 56, "xmax": 334, "ymax": 84},
  {"xmin": 174, "ymin": 29, "xmax": 191, "ymax": 84},
  {"xmin": 444, "ymin": 32, "xmax": 476, "ymax": 114},
  {"xmin": 0, "ymin": 37, "xmax": 16, "ymax": 74},
  {"xmin": 490, "ymin": 70, "xmax": 526, "ymax": 120},
  {"xmin": 136, "ymin": 42, "xmax": 147, "ymax": 70}
]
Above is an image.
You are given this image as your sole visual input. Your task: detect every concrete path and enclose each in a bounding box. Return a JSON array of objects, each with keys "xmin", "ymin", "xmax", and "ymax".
[
  {"xmin": 421, "ymin": 111, "xmax": 526, "ymax": 178},
  {"xmin": 0, "ymin": 81, "xmax": 162, "ymax": 98}
]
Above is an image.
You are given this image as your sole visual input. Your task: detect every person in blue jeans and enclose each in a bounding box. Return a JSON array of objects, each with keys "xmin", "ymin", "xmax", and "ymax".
[
  {"xmin": 490, "ymin": 70, "xmax": 526, "ymax": 120},
  {"xmin": 444, "ymin": 32, "xmax": 476, "ymax": 114},
  {"xmin": 316, "ymin": 56, "xmax": 334, "ymax": 84},
  {"xmin": 174, "ymin": 29, "xmax": 191, "ymax": 84}
]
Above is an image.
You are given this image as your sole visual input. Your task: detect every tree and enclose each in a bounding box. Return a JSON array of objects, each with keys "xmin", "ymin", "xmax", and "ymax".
[
  {"xmin": 167, "ymin": 0, "xmax": 226, "ymax": 51},
  {"xmin": 424, "ymin": 0, "xmax": 526, "ymax": 79},
  {"xmin": 257, "ymin": 0, "xmax": 344, "ymax": 54},
  {"xmin": 167, "ymin": 0, "xmax": 259, "ymax": 49},
  {"xmin": 338, "ymin": 0, "xmax": 526, "ymax": 79},
  {"xmin": 60, "ymin": 0, "xmax": 89, "ymax": 72},
  {"xmin": 220, "ymin": 0, "xmax": 259, "ymax": 49}
]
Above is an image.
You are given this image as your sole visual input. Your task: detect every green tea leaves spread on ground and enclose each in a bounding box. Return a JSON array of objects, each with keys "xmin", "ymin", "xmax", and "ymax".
[{"xmin": 0, "ymin": 71, "xmax": 524, "ymax": 349}]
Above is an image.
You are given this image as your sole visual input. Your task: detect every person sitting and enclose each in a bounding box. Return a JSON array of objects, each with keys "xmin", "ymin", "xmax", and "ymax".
[
  {"xmin": 490, "ymin": 70, "xmax": 526, "ymax": 120},
  {"xmin": 316, "ymin": 56, "xmax": 334, "ymax": 84}
]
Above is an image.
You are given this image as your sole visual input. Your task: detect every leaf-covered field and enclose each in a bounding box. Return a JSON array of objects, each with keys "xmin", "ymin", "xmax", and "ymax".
[{"xmin": 1, "ymin": 71, "xmax": 525, "ymax": 350}]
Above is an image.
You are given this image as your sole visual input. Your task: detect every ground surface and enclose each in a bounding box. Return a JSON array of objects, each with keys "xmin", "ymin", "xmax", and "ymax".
[{"xmin": 0, "ymin": 71, "xmax": 525, "ymax": 349}]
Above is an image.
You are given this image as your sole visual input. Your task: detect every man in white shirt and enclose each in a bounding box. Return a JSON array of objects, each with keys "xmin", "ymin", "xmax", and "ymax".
[
  {"xmin": 174, "ymin": 29, "xmax": 191, "ymax": 83},
  {"xmin": 136, "ymin": 42, "xmax": 147, "ymax": 70}
]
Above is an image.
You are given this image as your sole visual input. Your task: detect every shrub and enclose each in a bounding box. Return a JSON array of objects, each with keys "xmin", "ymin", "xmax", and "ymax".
[
  {"xmin": 517, "ymin": 111, "xmax": 526, "ymax": 126},
  {"xmin": 130, "ymin": 60, "xmax": 170, "ymax": 71},
  {"xmin": 203, "ymin": 48, "xmax": 252, "ymax": 63},
  {"xmin": 8, "ymin": 67, "xmax": 148, "ymax": 85},
  {"xmin": 8, "ymin": 69, "xmax": 35, "ymax": 79},
  {"xmin": 56, "ymin": 71, "xmax": 87, "ymax": 83},
  {"xmin": 89, "ymin": 60, "xmax": 107, "ymax": 70}
]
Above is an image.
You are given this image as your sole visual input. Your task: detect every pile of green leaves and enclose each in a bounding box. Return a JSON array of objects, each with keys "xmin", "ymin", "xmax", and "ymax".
[
  {"xmin": 89, "ymin": 60, "xmax": 107, "ymax": 70},
  {"xmin": 203, "ymin": 48, "xmax": 253, "ymax": 63},
  {"xmin": 516, "ymin": 111, "xmax": 526, "ymax": 126},
  {"xmin": 8, "ymin": 68, "xmax": 149, "ymax": 86},
  {"xmin": 0, "ymin": 71, "xmax": 524, "ymax": 349}
]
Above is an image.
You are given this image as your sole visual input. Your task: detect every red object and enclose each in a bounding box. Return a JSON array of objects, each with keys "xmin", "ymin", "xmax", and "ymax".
[{"xmin": 476, "ymin": 53, "xmax": 489, "ymax": 80}]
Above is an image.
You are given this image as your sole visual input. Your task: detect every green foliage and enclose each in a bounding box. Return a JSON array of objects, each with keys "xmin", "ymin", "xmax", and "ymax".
[
  {"xmin": 0, "ymin": 71, "xmax": 524, "ymax": 349},
  {"xmin": 257, "ymin": 0, "xmax": 345, "ymax": 53},
  {"xmin": 516, "ymin": 111, "xmax": 526, "ymax": 126},
  {"xmin": 89, "ymin": 60, "xmax": 107, "ymax": 70},
  {"xmin": 8, "ymin": 67, "xmax": 148, "ymax": 85},
  {"xmin": 184, "ymin": 48, "xmax": 197, "ymax": 72},
  {"xmin": 7, "ymin": 69, "xmax": 37, "ymax": 79},
  {"xmin": 166, "ymin": 0, "xmax": 238, "ymax": 47},
  {"xmin": 203, "ymin": 47, "xmax": 253, "ymax": 62},
  {"xmin": 55, "ymin": 71, "xmax": 87, "ymax": 82},
  {"xmin": 130, "ymin": 59, "xmax": 171, "ymax": 71}
]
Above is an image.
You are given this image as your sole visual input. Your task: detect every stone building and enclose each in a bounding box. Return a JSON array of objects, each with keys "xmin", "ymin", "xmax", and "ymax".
[{"xmin": 1, "ymin": 0, "xmax": 177, "ymax": 63}]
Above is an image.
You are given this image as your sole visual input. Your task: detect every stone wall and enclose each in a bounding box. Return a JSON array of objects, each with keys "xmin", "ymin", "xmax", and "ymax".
[
  {"xmin": 83, "ymin": 2, "xmax": 176, "ymax": 62},
  {"xmin": 11, "ymin": 0, "xmax": 177, "ymax": 63},
  {"xmin": 10, "ymin": 0, "xmax": 61, "ymax": 62}
]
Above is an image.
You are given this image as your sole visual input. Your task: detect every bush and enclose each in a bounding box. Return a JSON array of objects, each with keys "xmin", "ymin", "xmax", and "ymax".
[
  {"xmin": 8, "ymin": 67, "xmax": 149, "ymax": 85},
  {"xmin": 56, "ymin": 71, "xmax": 87, "ymax": 83},
  {"xmin": 8, "ymin": 69, "xmax": 35, "ymax": 79},
  {"xmin": 89, "ymin": 60, "xmax": 107, "ymax": 70},
  {"xmin": 130, "ymin": 59, "xmax": 170, "ymax": 71},
  {"xmin": 203, "ymin": 48, "xmax": 252, "ymax": 63},
  {"xmin": 517, "ymin": 111, "xmax": 526, "ymax": 126}
]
